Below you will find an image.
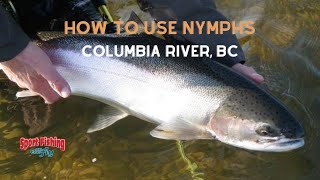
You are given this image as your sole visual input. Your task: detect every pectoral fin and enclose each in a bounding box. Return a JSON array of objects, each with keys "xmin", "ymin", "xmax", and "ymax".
[
  {"xmin": 87, "ymin": 106, "xmax": 128, "ymax": 133},
  {"xmin": 150, "ymin": 118, "xmax": 212, "ymax": 140}
]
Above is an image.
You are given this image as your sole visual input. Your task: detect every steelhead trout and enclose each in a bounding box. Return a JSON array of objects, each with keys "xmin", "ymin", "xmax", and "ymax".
[{"xmin": 18, "ymin": 32, "xmax": 304, "ymax": 152}]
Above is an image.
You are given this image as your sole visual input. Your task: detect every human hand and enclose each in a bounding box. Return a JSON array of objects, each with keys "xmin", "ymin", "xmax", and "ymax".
[
  {"xmin": 232, "ymin": 63, "xmax": 264, "ymax": 84},
  {"xmin": 0, "ymin": 42, "xmax": 71, "ymax": 104}
]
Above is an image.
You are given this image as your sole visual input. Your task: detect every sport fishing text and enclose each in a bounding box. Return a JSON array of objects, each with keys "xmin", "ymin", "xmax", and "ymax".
[
  {"xmin": 64, "ymin": 20, "xmax": 255, "ymax": 35},
  {"xmin": 20, "ymin": 136, "xmax": 66, "ymax": 152},
  {"xmin": 81, "ymin": 45, "xmax": 239, "ymax": 58}
]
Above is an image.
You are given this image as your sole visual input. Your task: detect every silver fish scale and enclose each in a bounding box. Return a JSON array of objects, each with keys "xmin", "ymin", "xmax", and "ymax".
[{"xmin": 37, "ymin": 34, "xmax": 294, "ymax": 128}]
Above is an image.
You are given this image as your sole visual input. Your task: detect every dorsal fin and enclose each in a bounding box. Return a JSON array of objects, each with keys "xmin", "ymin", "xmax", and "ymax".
[
  {"xmin": 124, "ymin": 11, "xmax": 144, "ymax": 26},
  {"xmin": 121, "ymin": 11, "xmax": 145, "ymax": 35},
  {"xmin": 37, "ymin": 31, "xmax": 69, "ymax": 41}
]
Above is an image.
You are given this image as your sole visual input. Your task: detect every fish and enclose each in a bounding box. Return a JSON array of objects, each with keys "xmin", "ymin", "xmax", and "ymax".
[{"xmin": 16, "ymin": 32, "xmax": 304, "ymax": 152}]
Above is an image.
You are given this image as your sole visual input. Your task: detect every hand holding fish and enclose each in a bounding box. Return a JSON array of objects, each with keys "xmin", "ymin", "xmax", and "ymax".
[{"xmin": 0, "ymin": 42, "xmax": 71, "ymax": 104}]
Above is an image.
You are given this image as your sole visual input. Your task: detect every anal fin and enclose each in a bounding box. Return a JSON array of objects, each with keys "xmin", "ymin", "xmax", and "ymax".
[{"xmin": 150, "ymin": 118, "xmax": 212, "ymax": 140}]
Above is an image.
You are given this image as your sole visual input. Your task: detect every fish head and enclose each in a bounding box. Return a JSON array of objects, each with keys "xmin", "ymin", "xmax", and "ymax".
[{"xmin": 207, "ymin": 90, "xmax": 304, "ymax": 152}]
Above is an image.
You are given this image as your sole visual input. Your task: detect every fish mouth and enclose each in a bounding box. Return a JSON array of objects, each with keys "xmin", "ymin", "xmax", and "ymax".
[
  {"xmin": 264, "ymin": 138, "xmax": 305, "ymax": 151},
  {"xmin": 254, "ymin": 137, "xmax": 305, "ymax": 152}
]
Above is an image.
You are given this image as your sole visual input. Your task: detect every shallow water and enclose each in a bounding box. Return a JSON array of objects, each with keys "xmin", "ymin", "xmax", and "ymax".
[{"xmin": 0, "ymin": 0, "xmax": 319, "ymax": 179}]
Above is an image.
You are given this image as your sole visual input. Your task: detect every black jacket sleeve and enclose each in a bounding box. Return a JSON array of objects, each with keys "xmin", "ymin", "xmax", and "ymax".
[
  {"xmin": 0, "ymin": 6, "xmax": 30, "ymax": 62},
  {"xmin": 138, "ymin": 0, "xmax": 245, "ymax": 67}
]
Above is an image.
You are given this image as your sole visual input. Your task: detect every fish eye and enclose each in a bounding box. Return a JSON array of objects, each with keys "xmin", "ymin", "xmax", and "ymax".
[
  {"xmin": 260, "ymin": 130, "xmax": 268, "ymax": 136},
  {"xmin": 256, "ymin": 125, "xmax": 275, "ymax": 136}
]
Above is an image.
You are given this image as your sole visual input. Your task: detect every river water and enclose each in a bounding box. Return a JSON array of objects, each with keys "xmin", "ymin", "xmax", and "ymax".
[{"xmin": 0, "ymin": 0, "xmax": 319, "ymax": 179}]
